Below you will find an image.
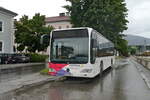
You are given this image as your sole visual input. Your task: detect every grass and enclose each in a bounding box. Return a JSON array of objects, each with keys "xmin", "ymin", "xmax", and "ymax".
[
  {"xmin": 40, "ymin": 68, "xmax": 49, "ymax": 75},
  {"xmin": 26, "ymin": 53, "xmax": 48, "ymax": 62}
]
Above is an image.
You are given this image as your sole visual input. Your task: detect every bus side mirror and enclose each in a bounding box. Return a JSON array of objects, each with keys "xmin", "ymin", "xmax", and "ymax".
[
  {"xmin": 40, "ymin": 34, "xmax": 50, "ymax": 45},
  {"xmin": 91, "ymin": 39, "xmax": 94, "ymax": 47},
  {"xmin": 91, "ymin": 39, "xmax": 96, "ymax": 64},
  {"xmin": 91, "ymin": 39, "xmax": 97, "ymax": 48}
]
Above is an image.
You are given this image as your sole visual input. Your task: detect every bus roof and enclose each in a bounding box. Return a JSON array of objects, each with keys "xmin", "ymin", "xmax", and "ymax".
[
  {"xmin": 53, "ymin": 27, "xmax": 92, "ymax": 32},
  {"xmin": 52, "ymin": 27, "xmax": 114, "ymax": 44}
]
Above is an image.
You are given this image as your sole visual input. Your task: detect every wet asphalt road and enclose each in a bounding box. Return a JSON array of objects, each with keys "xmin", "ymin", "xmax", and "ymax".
[
  {"xmin": 0, "ymin": 58, "xmax": 150, "ymax": 100},
  {"xmin": 0, "ymin": 65, "xmax": 45, "ymax": 82}
]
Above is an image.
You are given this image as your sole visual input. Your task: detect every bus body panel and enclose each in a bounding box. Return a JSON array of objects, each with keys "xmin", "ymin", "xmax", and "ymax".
[{"xmin": 48, "ymin": 62, "xmax": 99, "ymax": 78}]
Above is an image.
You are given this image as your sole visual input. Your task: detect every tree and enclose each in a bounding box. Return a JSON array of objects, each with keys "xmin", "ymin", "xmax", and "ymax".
[
  {"xmin": 128, "ymin": 46, "xmax": 137, "ymax": 55},
  {"xmin": 64, "ymin": 0, "xmax": 129, "ymax": 56},
  {"xmin": 15, "ymin": 13, "xmax": 53, "ymax": 52},
  {"xmin": 17, "ymin": 44, "xmax": 25, "ymax": 52},
  {"xmin": 116, "ymin": 38, "xmax": 128, "ymax": 56}
]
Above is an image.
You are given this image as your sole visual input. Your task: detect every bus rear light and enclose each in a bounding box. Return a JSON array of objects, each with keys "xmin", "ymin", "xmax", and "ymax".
[{"xmin": 81, "ymin": 69, "xmax": 92, "ymax": 73}]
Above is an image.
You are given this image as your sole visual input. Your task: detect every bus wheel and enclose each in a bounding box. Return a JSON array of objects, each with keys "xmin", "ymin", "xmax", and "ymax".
[{"xmin": 100, "ymin": 61, "xmax": 103, "ymax": 76}]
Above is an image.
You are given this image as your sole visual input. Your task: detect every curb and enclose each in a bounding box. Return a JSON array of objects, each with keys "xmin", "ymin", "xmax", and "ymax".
[
  {"xmin": 131, "ymin": 59, "xmax": 150, "ymax": 89},
  {"xmin": 140, "ymin": 73, "xmax": 150, "ymax": 89},
  {"xmin": 14, "ymin": 76, "xmax": 63, "ymax": 92},
  {"xmin": 0, "ymin": 74, "xmax": 64, "ymax": 94}
]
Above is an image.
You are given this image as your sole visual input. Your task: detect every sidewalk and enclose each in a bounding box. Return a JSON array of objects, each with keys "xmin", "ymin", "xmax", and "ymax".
[
  {"xmin": 132, "ymin": 58, "xmax": 150, "ymax": 89},
  {"xmin": 0, "ymin": 73, "xmax": 63, "ymax": 94}
]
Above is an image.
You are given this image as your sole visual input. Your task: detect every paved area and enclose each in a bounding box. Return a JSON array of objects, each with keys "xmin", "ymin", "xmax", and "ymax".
[
  {"xmin": 131, "ymin": 57, "xmax": 150, "ymax": 89},
  {"xmin": 0, "ymin": 73, "xmax": 62, "ymax": 94},
  {"xmin": 0, "ymin": 58, "xmax": 150, "ymax": 100}
]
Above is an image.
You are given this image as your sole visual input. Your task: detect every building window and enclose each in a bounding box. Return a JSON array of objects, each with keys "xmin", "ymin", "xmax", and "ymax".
[
  {"xmin": 66, "ymin": 25, "xmax": 69, "ymax": 28},
  {"xmin": 0, "ymin": 41, "xmax": 3, "ymax": 52},
  {"xmin": 0, "ymin": 21, "xmax": 2, "ymax": 32},
  {"xmin": 59, "ymin": 26, "xmax": 62, "ymax": 29}
]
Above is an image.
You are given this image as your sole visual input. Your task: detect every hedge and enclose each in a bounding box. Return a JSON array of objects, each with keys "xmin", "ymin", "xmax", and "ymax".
[{"xmin": 27, "ymin": 53, "xmax": 48, "ymax": 62}]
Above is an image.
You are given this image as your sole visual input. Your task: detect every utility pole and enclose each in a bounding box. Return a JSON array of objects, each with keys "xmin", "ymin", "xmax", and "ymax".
[{"xmin": 144, "ymin": 39, "xmax": 146, "ymax": 52}]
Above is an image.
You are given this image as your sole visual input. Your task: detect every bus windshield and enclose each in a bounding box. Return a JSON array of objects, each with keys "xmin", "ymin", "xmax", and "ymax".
[{"xmin": 50, "ymin": 29, "xmax": 89, "ymax": 64}]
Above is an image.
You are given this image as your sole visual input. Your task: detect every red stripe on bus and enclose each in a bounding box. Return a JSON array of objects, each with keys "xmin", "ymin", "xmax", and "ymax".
[{"xmin": 48, "ymin": 62, "xmax": 68, "ymax": 75}]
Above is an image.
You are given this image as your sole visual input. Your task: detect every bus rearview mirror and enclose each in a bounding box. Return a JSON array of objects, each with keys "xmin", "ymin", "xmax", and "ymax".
[
  {"xmin": 91, "ymin": 39, "xmax": 97, "ymax": 48},
  {"xmin": 40, "ymin": 34, "xmax": 50, "ymax": 45}
]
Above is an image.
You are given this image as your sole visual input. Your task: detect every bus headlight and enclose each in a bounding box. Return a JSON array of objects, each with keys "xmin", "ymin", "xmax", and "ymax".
[
  {"xmin": 81, "ymin": 69, "xmax": 92, "ymax": 73},
  {"xmin": 49, "ymin": 68, "xmax": 56, "ymax": 72}
]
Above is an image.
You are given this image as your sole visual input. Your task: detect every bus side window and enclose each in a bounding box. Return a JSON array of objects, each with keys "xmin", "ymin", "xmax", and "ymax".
[{"xmin": 97, "ymin": 42, "xmax": 115, "ymax": 57}]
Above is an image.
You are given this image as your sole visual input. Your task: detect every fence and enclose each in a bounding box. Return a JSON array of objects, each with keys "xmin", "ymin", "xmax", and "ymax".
[{"xmin": 136, "ymin": 56, "xmax": 150, "ymax": 70}]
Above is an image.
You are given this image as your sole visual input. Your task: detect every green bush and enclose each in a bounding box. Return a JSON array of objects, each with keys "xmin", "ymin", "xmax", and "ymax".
[
  {"xmin": 27, "ymin": 53, "xmax": 48, "ymax": 62},
  {"xmin": 40, "ymin": 68, "xmax": 49, "ymax": 75}
]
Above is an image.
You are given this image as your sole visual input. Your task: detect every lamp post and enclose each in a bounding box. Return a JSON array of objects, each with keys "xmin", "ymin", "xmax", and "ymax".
[{"xmin": 143, "ymin": 39, "xmax": 146, "ymax": 52}]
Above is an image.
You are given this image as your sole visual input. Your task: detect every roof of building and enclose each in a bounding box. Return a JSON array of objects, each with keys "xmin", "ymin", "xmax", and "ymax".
[
  {"xmin": 0, "ymin": 7, "xmax": 17, "ymax": 17},
  {"xmin": 45, "ymin": 16, "xmax": 70, "ymax": 23}
]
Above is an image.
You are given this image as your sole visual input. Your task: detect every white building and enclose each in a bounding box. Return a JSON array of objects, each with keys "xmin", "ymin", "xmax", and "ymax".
[
  {"xmin": 45, "ymin": 13, "xmax": 72, "ymax": 29},
  {"xmin": 44, "ymin": 13, "xmax": 72, "ymax": 54},
  {"xmin": 0, "ymin": 7, "xmax": 17, "ymax": 53}
]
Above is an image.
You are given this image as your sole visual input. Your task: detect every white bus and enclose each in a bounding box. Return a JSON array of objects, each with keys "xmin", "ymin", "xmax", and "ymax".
[{"xmin": 42, "ymin": 27, "xmax": 115, "ymax": 78}]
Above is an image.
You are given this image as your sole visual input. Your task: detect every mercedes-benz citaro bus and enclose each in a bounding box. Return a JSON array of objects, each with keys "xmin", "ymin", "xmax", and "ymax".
[{"xmin": 42, "ymin": 27, "xmax": 115, "ymax": 78}]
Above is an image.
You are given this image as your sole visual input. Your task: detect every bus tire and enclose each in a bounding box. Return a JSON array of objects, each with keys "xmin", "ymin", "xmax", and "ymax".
[{"xmin": 100, "ymin": 61, "xmax": 103, "ymax": 76}]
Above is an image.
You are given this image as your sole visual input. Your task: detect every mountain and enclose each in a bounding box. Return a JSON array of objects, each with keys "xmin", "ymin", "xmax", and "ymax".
[{"xmin": 124, "ymin": 35, "xmax": 150, "ymax": 46}]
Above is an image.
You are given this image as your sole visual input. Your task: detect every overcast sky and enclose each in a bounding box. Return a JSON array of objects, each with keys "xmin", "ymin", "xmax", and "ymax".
[
  {"xmin": 125, "ymin": 0, "xmax": 150, "ymax": 38},
  {"xmin": 1, "ymin": 0, "xmax": 150, "ymax": 38}
]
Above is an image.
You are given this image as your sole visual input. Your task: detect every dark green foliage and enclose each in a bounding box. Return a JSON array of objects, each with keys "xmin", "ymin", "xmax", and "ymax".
[
  {"xmin": 64, "ymin": 0, "xmax": 129, "ymax": 56},
  {"xmin": 15, "ymin": 13, "xmax": 53, "ymax": 52},
  {"xmin": 116, "ymin": 38, "xmax": 129, "ymax": 56},
  {"xmin": 128, "ymin": 46, "xmax": 137, "ymax": 55},
  {"xmin": 17, "ymin": 44, "xmax": 25, "ymax": 52},
  {"xmin": 27, "ymin": 53, "xmax": 48, "ymax": 62}
]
